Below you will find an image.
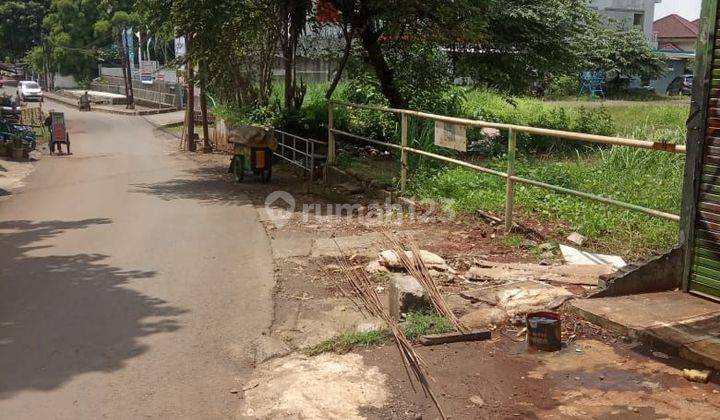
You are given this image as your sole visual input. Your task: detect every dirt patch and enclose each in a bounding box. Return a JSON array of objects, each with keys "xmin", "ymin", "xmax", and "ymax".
[
  {"xmin": 242, "ymin": 352, "xmax": 389, "ymax": 419},
  {"xmin": 361, "ymin": 337, "xmax": 720, "ymax": 419}
]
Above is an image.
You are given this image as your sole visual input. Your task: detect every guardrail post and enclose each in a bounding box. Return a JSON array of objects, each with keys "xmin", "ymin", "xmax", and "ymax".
[
  {"xmin": 505, "ymin": 128, "xmax": 517, "ymax": 232},
  {"xmin": 327, "ymin": 101, "xmax": 336, "ymax": 166},
  {"xmin": 400, "ymin": 113, "xmax": 408, "ymax": 194}
]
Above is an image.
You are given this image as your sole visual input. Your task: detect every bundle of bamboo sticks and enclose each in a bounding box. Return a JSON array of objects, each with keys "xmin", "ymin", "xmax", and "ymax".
[
  {"xmin": 384, "ymin": 233, "xmax": 468, "ymax": 334},
  {"xmin": 333, "ymin": 247, "xmax": 447, "ymax": 420}
]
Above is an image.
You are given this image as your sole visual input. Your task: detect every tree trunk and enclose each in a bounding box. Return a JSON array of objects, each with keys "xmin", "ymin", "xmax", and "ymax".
[
  {"xmin": 326, "ymin": 26, "xmax": 352, "ymax": 99},
  {"xmin": 118, "ymin": 33, "xmax": 130, "ymax": 101},
  {"xmin": 359, "ymin": 26, "xmax": 406, "ymax": 109},
  {"xmin": 122, "ymin": 29, "xmax": 135, "ymax": 110},
  {"xmin": 199, "ymin": 61, "xmax": 211, "ymax": 153}
]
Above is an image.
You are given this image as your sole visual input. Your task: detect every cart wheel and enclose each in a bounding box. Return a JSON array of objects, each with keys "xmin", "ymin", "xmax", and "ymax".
[
  {"xmin": 260, "ymin": 168, "xmax": 272, "ymax": 183},
  {"xmin": 233, "ymin": 155, "xmax": 244, "ymax": 182}
]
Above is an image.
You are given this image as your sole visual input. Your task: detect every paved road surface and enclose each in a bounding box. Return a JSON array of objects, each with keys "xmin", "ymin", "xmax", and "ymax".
[{"xmin": 0, "ymin": 99, "xmax": 274, "ymax": 418}]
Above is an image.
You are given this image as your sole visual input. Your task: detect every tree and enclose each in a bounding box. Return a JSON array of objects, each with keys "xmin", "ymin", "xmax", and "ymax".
[
  {"xmin": 278, "ymin": 0, "xmax": 312, "ymax": 111},
  {"xmin": 0, "ymin": 0, "xmax": 50, "ymax": 62},
  {"xmin": 322, "ymin": 0, "xmax": 489, "ymax": 108}
]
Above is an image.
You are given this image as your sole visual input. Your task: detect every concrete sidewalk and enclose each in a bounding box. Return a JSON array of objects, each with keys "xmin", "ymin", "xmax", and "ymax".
[
  {"xmin": 570, "ymin": 291, "xmax": 720, "ymax": 369},
  {"xmin": 143, "ymin": 110, "xmax": 185, "ymax": 128}
]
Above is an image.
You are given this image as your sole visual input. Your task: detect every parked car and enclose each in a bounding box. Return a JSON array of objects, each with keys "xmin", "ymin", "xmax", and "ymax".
[
  {"xmin": 666, "ymin": 75, "xmax": 693, "ymax": 96},
  {"xmin": 17, "ymin": 80, "xmax": 43, "ymax": 102}
]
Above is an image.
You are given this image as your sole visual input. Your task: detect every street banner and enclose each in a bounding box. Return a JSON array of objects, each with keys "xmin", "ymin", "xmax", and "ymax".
[{"xmin": 174, "ymin": 36, "xmax": 186, "ymax": 57}]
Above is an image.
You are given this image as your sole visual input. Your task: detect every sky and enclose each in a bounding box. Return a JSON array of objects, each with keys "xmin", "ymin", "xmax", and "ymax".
[{"xmin": 655, "ymin": 0, "xmax": 702, "ymax": 20}]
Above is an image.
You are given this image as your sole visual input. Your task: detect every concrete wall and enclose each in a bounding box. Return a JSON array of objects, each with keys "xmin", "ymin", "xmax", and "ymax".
[
  {"xmin": 53, "ymin": 74, "xmax": 78, "ymax": 89},
  {"xmin": 589, "ymin": 0, "xmax": 660, "ymax": 43},
  {"xmin": 91, "ymin": 75, "xmax": 182, "ymax": 108},
  {"xmin": 592, "ymin": 246, "xmax": 683, "ymax": 298},
  {"xmin": 650, "ymin": 59, "xmax": 689, "ymax": 94}
]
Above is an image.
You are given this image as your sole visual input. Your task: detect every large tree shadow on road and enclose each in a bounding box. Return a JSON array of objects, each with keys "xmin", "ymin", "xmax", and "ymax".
[
  {"xmin": 0, "ymin": 218, "xmax": 186, "ymax": 398},
  {"xmin": 130, "ymin": 163, "xmax": 310, "ymax": 206},
  {"xmin": 131, "ymin": 164, "xmax": 255, "ymax": 205}
]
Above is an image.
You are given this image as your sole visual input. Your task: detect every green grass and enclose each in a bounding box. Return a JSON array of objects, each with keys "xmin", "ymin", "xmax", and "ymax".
[
  {"xmin": 402, "ymin": 311, "xmax": 454, "ymax": 340},
  {"xmin": 411, "ymin": 147, "xmax": 684, "ymax": 257},
  {"xmin": 303, "ymin": 329, "xmax": 390, "ymax": 356}
]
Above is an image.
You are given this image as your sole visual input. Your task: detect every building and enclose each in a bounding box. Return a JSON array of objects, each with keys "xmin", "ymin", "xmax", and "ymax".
[
  {"xmin": 651, "ymin": 14, "xmax": 699, "ymax": 94},
  {"xmin": 589, "ymin": 0, "xmax": 662, "ymax": 47},
  {"xmin": 654, "ymin": 13, "xmax": 699, "ymax": 53}
]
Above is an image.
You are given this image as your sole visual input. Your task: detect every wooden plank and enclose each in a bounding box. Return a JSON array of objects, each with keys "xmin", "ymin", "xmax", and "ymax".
[
  {"xmin": 698, "ymin": 210, "xmax": 720, "ymax": 223},
  {"xmin": 699, "ymin": 201, "xmax": 720, "ymax": 214},
  {"xmin": 695, "ymin": 255, "xmax": 720, "ymax": 270},
  {"xmin": 700, "ymin": 183, "xmax": 720, "ymax": 194},
  {"xmin": 693, "ymin": 246, "xmax": 720, "ymax": 259},
  {"xmin": 692, "ymin": 262, "xmax": 720, "ymax": 280},
  {"xmin": 706, "ymin": 145, "xmax": 720, "ymax": 156},
  {"xmin": 699, "ymin": 191, "xmax": 720, "ymax": 203},
  {"xmin": 419, "ymin": 330, "xmax": 491, "ymax": 346}
]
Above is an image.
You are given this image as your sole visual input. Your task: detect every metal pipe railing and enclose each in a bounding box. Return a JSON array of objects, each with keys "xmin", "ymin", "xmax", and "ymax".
[{"xmin": 327, "ymin": 100, "xmax": 683, "ymax": 226}]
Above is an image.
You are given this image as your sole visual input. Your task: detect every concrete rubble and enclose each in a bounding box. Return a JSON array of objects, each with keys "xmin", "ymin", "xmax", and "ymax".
[{"xmin": 388, "ymin": 273, "xmax": 432, "ymax": 319}]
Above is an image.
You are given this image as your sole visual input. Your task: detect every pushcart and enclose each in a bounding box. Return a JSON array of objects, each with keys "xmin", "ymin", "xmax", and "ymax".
[
  {"xmin": 48, "ymin": 111, "xmax": 70, "ymax": 155},
  {"xmin": 227, "ymin": 125, "xmax": 277, "ymax": 182}
]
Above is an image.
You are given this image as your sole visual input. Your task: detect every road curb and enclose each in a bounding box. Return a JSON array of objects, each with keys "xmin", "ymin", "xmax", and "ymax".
[{"xmin": 44, "ymin": 93, "xmax": 177, "ymax": 116}]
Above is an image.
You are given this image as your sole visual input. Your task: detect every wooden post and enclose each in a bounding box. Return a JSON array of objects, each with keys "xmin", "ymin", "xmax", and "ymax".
[
  {"xmin": 186, "ymin": 35, "xmax": 196, "ymax": 152},
  {"xmin": 400, "ymin": 113, "xmax": 408, "ymax": 193},
  {"xmin": 327, "ymin": 101, "xmax": 336, "ymax": 165},
  {"xmin": 505, "ymin": 129, "xmax": 517, "ymax": 232}
]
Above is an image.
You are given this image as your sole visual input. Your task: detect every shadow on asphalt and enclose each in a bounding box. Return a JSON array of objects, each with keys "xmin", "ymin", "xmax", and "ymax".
[
  {"xmin": 0, "ymin": 218, "xmax": 186, "ymax": 398},
  {"xmin": 130, "ymin": 165, "xmax": 256, "ymax": 205}
]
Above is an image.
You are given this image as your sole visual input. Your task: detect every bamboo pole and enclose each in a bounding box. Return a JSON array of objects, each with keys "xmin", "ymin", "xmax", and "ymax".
[
  {"xmin": 329, "ymin": 128, "xmax": 680, "ymax": 222},
  {"xmin": 400, "ymin": 113, "xmax": 408, "ymax": 193},
  {"xmin": 328, "ymin": 101, "xmax": 336, "ymax": 165},
  {"xmin": 331, "ymin": 100, "xmax": 686, "ymax": 154},
  {"xmin": 505, "ymin": 129, "xmax": 517, "ymax": 231}
]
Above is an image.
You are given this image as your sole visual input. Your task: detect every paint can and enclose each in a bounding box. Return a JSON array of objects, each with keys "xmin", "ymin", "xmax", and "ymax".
[{"xmin": 526, "ymin": 311, "xmax": 561, "ymax": 352}]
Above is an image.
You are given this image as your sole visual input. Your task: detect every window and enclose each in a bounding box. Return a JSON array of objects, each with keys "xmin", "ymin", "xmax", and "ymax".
[{"xmin": 633, "ymin": 13, "xmax": 644, "ymax": 27}]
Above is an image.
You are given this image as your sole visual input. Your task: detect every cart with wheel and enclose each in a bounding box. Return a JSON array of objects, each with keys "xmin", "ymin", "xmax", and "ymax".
[
  {"xmin": 226, "ymin": 125, "xmax": 277, "ymax": 182},
  {"xmin": 47, "ymin": 111, "xmax": 70, "ymax": 155}
]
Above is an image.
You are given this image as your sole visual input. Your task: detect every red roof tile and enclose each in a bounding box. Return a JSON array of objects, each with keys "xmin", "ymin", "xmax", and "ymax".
[{"xmin": 653, "ymin": 14, "xmax": 699, "ymax": 39}]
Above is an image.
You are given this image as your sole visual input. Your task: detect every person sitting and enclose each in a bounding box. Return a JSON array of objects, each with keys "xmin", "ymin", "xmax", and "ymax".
[{"xmin": 78, "ymin": 91, "xmax": 91, "ymax": 111}]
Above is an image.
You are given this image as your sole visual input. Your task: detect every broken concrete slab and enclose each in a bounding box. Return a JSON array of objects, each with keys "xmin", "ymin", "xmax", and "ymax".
[
  {"xmin": 243, "ymin": 353, "xmax": 389, "ymax": 419},
  {"xmin": 311, "ymin": 232, "xmax": 384, "ymax": 258},
  {"xmin": 566, "ymin": 232, "xmax": 587, "ymax": 246},
  {"xmin": 270, "ymin": 233, "xmax": 315, "ymax": 259},
  {"xmin": 570, "ymin": 291, "xmax": 720, "ymax": 370},
  {"xmin": 560, "ymin": 244, "xmax": 626, "ymax": 269},
  {"xmin": 460, "ymin": 306, "xmax": 508, "ymax": 328},
  {"xmin": 465, "ymin": 261, "xmax": 614, "ymax": 286},
  {"xmin": 379, "ymin": 249, "xmax": 451, "ymax": 272},
  {"xmin": 388, "ymin": 273, "xmax": 431, "ymax": 320},
  {"xmin": 460, "ymin": 280, "xmax": 574, "ymax": 316}
]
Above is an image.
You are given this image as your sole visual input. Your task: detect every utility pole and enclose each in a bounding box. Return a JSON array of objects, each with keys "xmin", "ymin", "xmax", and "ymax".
[
  {"xmin": 200, "ymin": 61, "xmax": 211, "ymax": 152},
  {"xmin": 186, "ymin": 33, "xmax": 196, "ymax": 152}
]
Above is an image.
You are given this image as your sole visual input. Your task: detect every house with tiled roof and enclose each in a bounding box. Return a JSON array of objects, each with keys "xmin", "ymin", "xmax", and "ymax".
[
  {"xmin": 654, "ymin": 13, "xmax": 699, "ymax": 53},
  {"xmin": 650, "ymin": 14, "xmax": 698, "ymax": 94}
]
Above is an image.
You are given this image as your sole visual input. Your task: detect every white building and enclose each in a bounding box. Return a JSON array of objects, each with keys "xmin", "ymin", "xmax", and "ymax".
[{"xmin": 589, "ymin": 0, "xmax": 662, "ymax": 47}]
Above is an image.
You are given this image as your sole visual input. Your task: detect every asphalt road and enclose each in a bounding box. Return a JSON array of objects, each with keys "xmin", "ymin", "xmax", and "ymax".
[{"xmin": 0, "ymin": 98, "xmax": 275, "ymax": 418}]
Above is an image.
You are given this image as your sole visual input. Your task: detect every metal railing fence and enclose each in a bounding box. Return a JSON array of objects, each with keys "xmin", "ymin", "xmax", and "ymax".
[
  {"xmin": 327, "ymin": 100, "xmax": 685, "ymax": 230},
  {"xmin": 275, "ymin": 130, "xmax": 327, "ymax": 181}
]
